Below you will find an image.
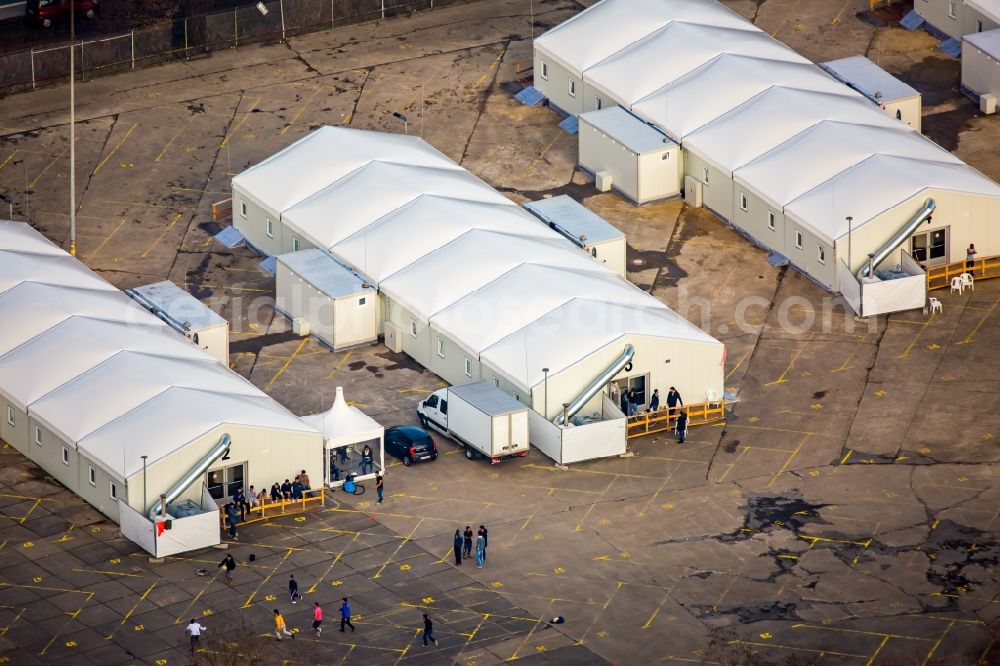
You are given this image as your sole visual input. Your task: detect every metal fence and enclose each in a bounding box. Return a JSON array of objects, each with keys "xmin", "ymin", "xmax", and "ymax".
[{"xmin": 0, "ymin": 0, "xmax": 466, "ymax": 92}]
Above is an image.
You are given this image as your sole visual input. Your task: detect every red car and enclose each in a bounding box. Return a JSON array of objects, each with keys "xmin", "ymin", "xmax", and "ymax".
[{"xmin": 26, "ymin": 0, "xmax": 98, "ymax": 28}]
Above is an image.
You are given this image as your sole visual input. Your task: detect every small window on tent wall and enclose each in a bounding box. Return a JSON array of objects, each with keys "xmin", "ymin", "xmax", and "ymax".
[
  {"xmin": 948, "ymin": 0, "xmax": 956, "ymax": 18},
  {"xmin": 739, "ymin": 192, "xmax": 748, "ymax": 212},
  {"xmin": 6, "ymin": 405, "xmax": 13, "ymax": 427},
  {"xmin": 818, "ymin": 245, "xmax": 826, "ymax": 264},
  {"xmin": 240, "ymin": 201, "xmax": 247, "ymax": 218},
  {"xmin": 768, "ymin": 212, "xmax": 775, "ymax": 231},
  {"xmin": 541, "ymin": 62, "xmax": 548, "ymax": 80},
  {"xmin": 795, "ymin": 230, "xmax": 803, "ymax": 250},
  {"xmin": 110, "ymin": 482, "xmax": 118, "ymax": 501},
  {"xmin": 34, "ymin": 425, "xmax": 42, "ymax": 446},
  {"xmin": 464, "ymin": 358, "xmax": 473, "ymax": 377},
  {"xmin": 266, "ymin": 218, "xmax": 274, "ymax": 238},
  {"xmin": 568, "ymin": 80, "xmax": 576, "ymax": 98},
  {"xmin": 596, "ymin": 96, "xmax": 603, "ymax": 110},
  {"xmin": 62, "ymin": 446, "xmax": 69, "ymax": 466},
  {"xmin": 89, "ymin": 466, "xmax": 97, "ymax": 487}
]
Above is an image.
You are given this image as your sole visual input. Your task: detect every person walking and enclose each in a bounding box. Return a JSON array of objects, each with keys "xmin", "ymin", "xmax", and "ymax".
[
  {"xmin": 225, "ymin": 503, "xmax": 239, "ymax": 540},
  {"xmin": 289, "ymin": 574, "xmax": 300, "ymax": 604},
  {"xmin": 361, "ymin": 444, "xmax": 374, "ymax": 475},
  {"xmin": 185, "ymin": 619, "xmax": 206, "ymax": 653},
  {"xmin": 475, "ymin": 529, "xmax": 486, "ymax": 568},
  {"xmin": 453, "ymin": 529, "xmax": 463, "ymax": 565},
  {"xmin": 648, "ymin": 389, "xmax": 660, "ymax": 413},
  {"xmin": 340, "ymin": 597, "xmax": 355, "ymax": 632},
  {"xmin": 234, "ymin": 487, "xmax": 247, "ymax": 521},
  {"xmin": 666, "ymin": 386, "xmax": 683, "ymax": 418},
  {"xmin": 626, "ymin": 389, "xmax": 637, "ymax": 417},
  {"xmin": 422, "ymin": 613, "xmax": 438, "ymax": 647},
  {"xmin": 273, "ymin": 609, "xmax": 294, "ymax": 640},
  {"xmin": 479, "ymin": 525, "xmax": 488, "ymax": 562},
  {"xmin": 312, "ymin": 602, "xmax": 323, "ymax": 636},
  {"xmin": 676, "ymin": 410, "xmax": 688, "ymax": 444},
  {"xmin": 376, "ymin": 472, "xmax": 384, "ymax": 504},
  {"xmin": 218, "ymin": 554, "xmax": 236, "ymax": 585},
  {"xmin": 463, "ymin": 526, "xmax": 473, "ymax": 559},
  {"xmin": 968, "ymin": 243, "xmax": 978, "ymax": 269}
]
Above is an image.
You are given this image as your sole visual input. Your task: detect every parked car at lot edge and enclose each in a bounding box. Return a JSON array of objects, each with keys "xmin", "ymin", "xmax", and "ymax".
[
  {"xmin": 384, "ymin": 425, "xmax": 437, "ymax": 466},
  {"xmin": 26, "ymin": 0, "xmax": 98, "ymax": 28}
]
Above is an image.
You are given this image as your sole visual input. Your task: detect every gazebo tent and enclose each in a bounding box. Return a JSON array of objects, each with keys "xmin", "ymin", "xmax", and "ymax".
[{"xmin": 301, "ymin": 386, "xmax": 384, "ymax": 486}]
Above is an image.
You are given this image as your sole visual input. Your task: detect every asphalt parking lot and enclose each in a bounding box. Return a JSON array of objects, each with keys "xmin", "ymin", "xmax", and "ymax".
[{"xmin": 2, "ymin": 0, "xmax": 1000, "ymax": 663}]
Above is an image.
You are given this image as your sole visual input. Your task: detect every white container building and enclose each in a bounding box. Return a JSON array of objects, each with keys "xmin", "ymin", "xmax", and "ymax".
[
  {"xmin": 128, "ymin": 280, "xmax": 231, "ymax": 366},
  {"xmin": 275, "ymin": 249, "xmax": 378, "ymax": 350},
  {"xmin": 523, "ymin": 195, "xmax": 627, "ymax": 276},
  {"xmin": 963, "ymin": 29, "xmax": 1000, "ymax": 113},
  {"xmin": 820, "ymin": 56, "xmax": 923, "ymax": 131},
  {"xmin": 577, "ymin": 106, "xmax": 680, "ymax": 204}
]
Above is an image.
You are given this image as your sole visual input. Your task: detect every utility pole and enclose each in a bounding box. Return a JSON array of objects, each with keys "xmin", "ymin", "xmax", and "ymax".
[{"xmin": 69, "ymin": 0, "xmax": 77, "ymax": 256}]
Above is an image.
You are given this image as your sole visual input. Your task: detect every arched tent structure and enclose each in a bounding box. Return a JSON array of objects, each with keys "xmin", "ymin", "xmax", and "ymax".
[{"xmin": 301, "ymin": 386, "xmax": 384, "ymax": 487}]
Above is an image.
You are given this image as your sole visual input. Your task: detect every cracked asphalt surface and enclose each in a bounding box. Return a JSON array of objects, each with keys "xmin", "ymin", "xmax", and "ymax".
[{"xmin": 2, "ymin": 0, "xmax": 1000, "ymax": 663}]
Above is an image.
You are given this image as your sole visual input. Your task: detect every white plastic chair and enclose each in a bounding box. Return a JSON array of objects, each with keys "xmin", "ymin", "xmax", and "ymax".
[
  {"xmin": 929, "ymin": 297, "xmax": 942, "ymax": 314},
  {"xmin": 951, "ymin": 276, "xmax": 964, "ymax": 294},
  {"xmin": 960, "ymin": 272, "xmax": 975, "ymax": 292}
]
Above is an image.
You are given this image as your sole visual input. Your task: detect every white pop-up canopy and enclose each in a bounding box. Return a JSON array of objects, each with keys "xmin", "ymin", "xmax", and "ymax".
[{"xmin": 301, "ymin": 387, "xmax": 384, "ymax": 485}]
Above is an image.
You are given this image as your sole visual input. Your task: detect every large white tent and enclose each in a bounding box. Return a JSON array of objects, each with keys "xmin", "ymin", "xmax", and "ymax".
[
  {"xmin": 233, "ymin": 127, "xmax": 725, "ymax": 433},
  {"xmin": 533, "ymin": 0, "xmax": 1000, "ymax": 312},
  {"xmin": 0, "ymin": 221, "xmax": 323, "ymax": 556}
]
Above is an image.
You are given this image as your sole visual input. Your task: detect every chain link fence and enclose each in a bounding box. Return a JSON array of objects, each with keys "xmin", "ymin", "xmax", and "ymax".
[{"xmin": 0, "ymin": 0, "xmax": 467, "ymax": 92}]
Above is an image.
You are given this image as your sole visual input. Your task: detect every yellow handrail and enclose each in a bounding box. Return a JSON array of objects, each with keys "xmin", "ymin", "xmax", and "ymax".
[
  {"xmin": 926, "ymin": 255, "xmax": 1000, "ymax": 291},
  {"xmin": 626, "ymin": 400, "xmax": 726, "ymax": 440},
  {"xmin": 219, "ymin": 488, "xmax": 325, "ymax": 527}
]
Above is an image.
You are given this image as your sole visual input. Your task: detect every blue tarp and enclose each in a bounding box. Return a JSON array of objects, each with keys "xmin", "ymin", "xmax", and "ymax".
[
  {"xmin": 900, "ymin": 10, "xmax": 925, "ymax": 31},
  {"xmin": 259, "ymin": 255, "xmax": 277, "ymax": 276},
  {"xmin": 558, "ymin": 115, "xmax": 579, "ymax": 135},
  {"xmin": 767, "ymin": 252, "xmax": 789, "ymax": 268},
  {"xmin": 938, "ymin": 37, "xmax": 961, "ymax": 58},
  {"xmin": 515, "ymin": 85, "xmax": 546, "ymax": 107},
  {"xmin": 214, "ymin": 225, "xmax": 246, "ymax": 249}
]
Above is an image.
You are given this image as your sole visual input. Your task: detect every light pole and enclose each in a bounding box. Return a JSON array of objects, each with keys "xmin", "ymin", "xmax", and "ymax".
[
  {"xmin": 141, "ymin": 455, "xmax": 148, "ymax": 513},
  {"xmin": 542, "ymin": 367, "xmax": 549, "ymax": 419},
  {"xmin": 392, "ymin": 111, "xmax": 408, "ymax": 135},
  {"xmin": 846, "ymin": 216, "xmax": 853, "ymax": 271},
  {"xmin": 69, "ymin": 0, "xmax": 77, "ymax": 256}
]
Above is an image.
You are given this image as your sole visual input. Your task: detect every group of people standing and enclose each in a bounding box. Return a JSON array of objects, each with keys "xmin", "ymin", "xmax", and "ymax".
[
  {"xmin": 453, "ymin": 525, "xmax": 488, "ymax": 568},
  {"xmin": 624, "ymin": 386, "xmax": 688, "ymax": 442}
]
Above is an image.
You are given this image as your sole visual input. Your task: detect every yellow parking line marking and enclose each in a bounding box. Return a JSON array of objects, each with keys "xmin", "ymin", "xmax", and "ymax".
[
  {"xmin": 922, "ymin": 621, "xmax": 955, "ymax": 666},
  {"xmin": 371, "ymin": 518, "xmax": 424, "ymax": 580},
  {"xmin": 265, "ymin": 338, "xmax": 309, "ymax": 389},
  {"xmin": 154, "ymin": 125, "xmax": 186, "ymax": 162},
  {"xmin": 771, "ymin": 0, "xmax": 804, "ymax": 38},
  {"xmin": 241, "ymin": 547, "xmax": 294, "ymax": 609},
  {"xmin": 898, "ymin": 320, "xmax": 931, "ymax": 358},
  {"xmin": 93, "ymin": 123, "xmax": 139, "ymax": 175},
  {"xmin": 831, "ymin": 0, "xmax": 854, "ymax": 24},
  {"xmin": 220, "ymin": 97, "xmax": 262, "ymax": 148},
  {"xmin": 724, "ymin": 349, "xmax": 751, "ymax": 381},
  {"xmin": 325, "ymin": 351, "xmax": 353, "ymax": 379},
  {"xmin": 642, "ymin": 592, "xmax": 671, "ymax": 630},
  {"xmin": 766, "ymin": 433, "xmax": 810, "ymax": 488},
  {"xmin": 106, "ymin": 582, "xmax": 156, "ymax": 640},
  {"xmin": 306, "ymin": 533, "xmax": 359, "ymax": 593},
  {"xmin": 28, "ymin": 148, "xmax": 68, "ymax": 188},
  {"xmin": 957, "ymin": 295, "xmax": 1000, "ymax": 345},
  {"xmin": 140, "ymin": 212, "xmax": 184, "ymax": 257},
  {"xmin": 86, "ymin": 218, "xmax": 128, "ymax": 262},
  {"xmin": 840, "ymin": 449, "xmax": 854, "ymax": 465},
  {"xmin": 281, "ymin": 86, "xmax": 324, "ymax": 135},
  {"xmin": 18, "ymin": 498, "xmax": 42, "ymax": 524},
  {"xmin": 765, "ymin": 333, "xmax": 814, "ymax": 385},
  {"xmin": 0, "ymin": 149, "xmax": 18, "ymax": 171},
  {"xmin": 71, "ymin": 568, "xmax": 142, "ymax": 578},
  {"xmin": 0, "ymin": 607, "xmax": 25, "ymax": 636}
]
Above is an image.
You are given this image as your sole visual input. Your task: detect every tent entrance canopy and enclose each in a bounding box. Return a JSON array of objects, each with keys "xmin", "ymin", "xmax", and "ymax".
[{"xmin": 301, "ymin": 386, "xmax": 384, "ymax": 485}]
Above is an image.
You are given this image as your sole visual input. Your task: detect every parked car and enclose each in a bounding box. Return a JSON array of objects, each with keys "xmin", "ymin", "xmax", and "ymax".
[
  {"xmin": 26, "ymin": 0, "xmax": 98, "ymax": 28},
  {"xmin": 384, "ymin": 425, "xmax": 437, "ymax": 466}
]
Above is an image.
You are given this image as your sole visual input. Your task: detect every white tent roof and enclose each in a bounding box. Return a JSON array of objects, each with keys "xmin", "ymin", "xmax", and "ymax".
[
  {"xmin": 633, "ymin": 55, "xmax": 854, "ymax": 141},
  {"xmin": 0, "ymin": 221, "xmax": 64, "ymax": 255},
  {"xmin": 0, "ymin": 318, "xmax": 205, "ymax": 411},
  {"xmin": 431, "ymin": 264, "xmax": 663, "ymax": 355},
  {"xmin": 965, "ymin": 28, "xmax": 1000, "ymax": 57},
  {"xmin": 231, "ymin": 126, "xmax": 460, "ymax": 217},
  {"xmin": 276, "ymin": 249, "xmax": 372, "ymax": 299},
  {"xmin": 734, "ymin": 121, "xmax": 962, "ymax": 210},
  {"xmin": 0, "ymin": 249, "xmax": 119, "ymax": 295},
  {"xmin": 331, "ymin": 197, "xmax": 552, "ymax": 285},
  {"xmin": 380, "ymin": 230, "xmax": 616, "ymax": 321},
  {"xmin": 30, "ymin": 353, "xmax": 262, "ymax": 444},
  {"xmin": 535, "ymin": 0, "xmax": 753, "ymax": 77},
  {"xmin": 282, "ymin": 161, "xmax": 511, "ymax": 249},
  {"xmin": 78, "ymin": 388, "xmax": 316, "ymax": 479},
  {"xmin": 586, "ymin": 22, "xmax": 807, "ymax": 107},
  {"xmin": 240, "ymin": 126, "xmax": 723, "ymax": 393},
  {"xmin": 300, "ymin": 386, "xmax": 383, "ymax": 450},
  {"xmin": 0, "ymin": 224, "xmax": 319, "ymax": 482},
  {"xmin": 481, "ymin": 299, "xmax": 719, "ymax": 389},
  {"xmin": 539, "ymin": 0, "xmax": 1000, "ymax": 247},
  {"xmin": 785, "ymin": 154, "xmax": 1000, "ymax": 241},
  {"xmin": 683, "ymin": 87, "xmax": 905, "ymax": 175},
  {"xmin": 0, "ymin": 283, "xmax": 157, "ymax": 357}
]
